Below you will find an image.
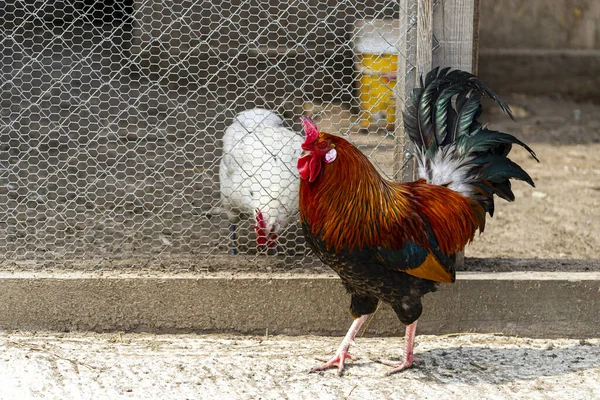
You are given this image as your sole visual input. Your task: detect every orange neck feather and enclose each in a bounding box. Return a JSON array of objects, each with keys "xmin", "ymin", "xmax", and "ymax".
[
  {"xmin": 299, "ymin": 135, "xmax": 419, "ymax": 252},
  {"xmin": 299, "ymin": 134, "xmax": 482, "ymax": 255}
]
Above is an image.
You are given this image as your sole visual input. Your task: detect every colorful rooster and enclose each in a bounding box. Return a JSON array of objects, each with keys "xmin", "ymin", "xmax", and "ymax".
[{"xmin": 297, "ymin": 67, "xmax": 538, "ymax": 375}]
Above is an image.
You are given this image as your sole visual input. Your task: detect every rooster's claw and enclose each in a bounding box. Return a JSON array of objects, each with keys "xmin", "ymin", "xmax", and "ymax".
[{"xmin": 310, "ymin": 351, "xmax": 356, "ymax": 376}]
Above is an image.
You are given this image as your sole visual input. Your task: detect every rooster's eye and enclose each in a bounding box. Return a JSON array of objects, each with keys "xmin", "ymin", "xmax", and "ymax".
[{"xmin": 317, "ymin": 141, "xmax": 327, "ymax": 150}]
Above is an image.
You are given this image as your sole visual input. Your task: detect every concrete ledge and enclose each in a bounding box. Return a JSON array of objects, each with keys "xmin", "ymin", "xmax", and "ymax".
[{"xmin": 1, "ymin": 270, "xmax": 599, "ymax": 338}]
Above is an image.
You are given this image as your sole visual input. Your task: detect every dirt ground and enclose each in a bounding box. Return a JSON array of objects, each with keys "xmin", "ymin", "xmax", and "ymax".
[
  {"xmin": 466, "ymin": 94, "xmax": 600, "ymax": 260},
  {"xmin": 1, "ymin": 331, "xmax": 599, "ymax": 400}
]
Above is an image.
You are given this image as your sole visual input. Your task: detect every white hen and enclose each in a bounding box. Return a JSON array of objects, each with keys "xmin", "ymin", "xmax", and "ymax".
[{"xmin": 219, "ymin": 108, "xmax": 303, "ymax": 254}]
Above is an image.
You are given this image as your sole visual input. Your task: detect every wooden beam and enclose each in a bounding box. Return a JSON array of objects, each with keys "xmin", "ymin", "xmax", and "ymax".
[
  {"xmin": 433, "ymin": 0, "xmax": 480, "ymax": 72},
  {"xmin": 432, "ymin": 0, "xmax": 479, "ymax": 267},
  {"xmin": 416, "ymin": 0, "xmax": 434, "ymax": 76},
  {"xmin": 394, "ymin": 0, "xmax": 434, "ymax": 182},
  {"xmin": 394, "ymin": 0, "xmax": 480, "ymax": 184},
  {"xmin": 393, "ymin": 0, "xmax": 417, "ymax": 181},
  {"xmin": 472, "ymin": 0, "xmax": 481, "ymax": 74}
]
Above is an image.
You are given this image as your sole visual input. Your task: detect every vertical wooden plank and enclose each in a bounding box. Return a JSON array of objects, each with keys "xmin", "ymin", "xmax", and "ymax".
[
  {"xmin": 472, "ymin": 0, "xmax": 481, "ymax": 75},
  {"xmin": 394, "ymin": 0, "xmax": 433, "ymax": 182},
  {"xmin": 416, "ymin": 0, "xmax": 434, "ymax": 76},
  {"xmin": 393, "ymin": 0, "xmax": 417, "ymax": 181},
  {"xmin": 433, "ymin": 0, "xmax": 479, "ymax": 268},
  {"xmin": 394, "ymin": 0, "xmax": 480, "ymax": 185},
  {"xmin": 433, "ymin": 0, "xmax": 479, "ymax": 72}
]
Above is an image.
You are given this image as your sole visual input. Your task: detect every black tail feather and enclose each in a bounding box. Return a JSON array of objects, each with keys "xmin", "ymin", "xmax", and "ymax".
[
  {"xmin": 456, "ymin": 129, "xmax": 538, "ymax": 162},
  {"xmin": 403, "ymin": 68, "xmax": 516, "ymax": 156},
  {"xmin": 404, "ymin": 67, "xmax": 538, "ymax": 217}
]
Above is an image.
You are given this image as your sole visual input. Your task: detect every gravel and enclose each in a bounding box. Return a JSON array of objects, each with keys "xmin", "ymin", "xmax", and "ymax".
[{"xmin": 1, "ymin": 331, "xmax": 599, "ymax": 399}]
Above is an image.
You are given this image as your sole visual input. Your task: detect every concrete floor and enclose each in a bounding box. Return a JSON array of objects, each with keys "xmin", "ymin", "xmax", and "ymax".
[{"xmin": 1, "ymin": 331, "xmax": 599, "ymax": 400}]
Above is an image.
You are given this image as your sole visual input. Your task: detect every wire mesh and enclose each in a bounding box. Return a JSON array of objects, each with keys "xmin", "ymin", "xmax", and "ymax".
[{"xmin": 0, "ymin": 0, "xmax": 440, "ymax": 271}]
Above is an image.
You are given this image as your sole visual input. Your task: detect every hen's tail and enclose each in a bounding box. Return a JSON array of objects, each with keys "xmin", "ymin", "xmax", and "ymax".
[{"xmin": 403, "ymin": 67, "xmax": 539, "ymax": 217}]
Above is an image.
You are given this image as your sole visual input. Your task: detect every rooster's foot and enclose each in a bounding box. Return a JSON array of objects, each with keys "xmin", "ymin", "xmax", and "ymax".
[
  {"xmin": 310, "ymin": 350, "xmax": 356, "ymax": 376},
  {"xmin": 375, "ymin": 356, "xmax": 420, "ymax": 375}
]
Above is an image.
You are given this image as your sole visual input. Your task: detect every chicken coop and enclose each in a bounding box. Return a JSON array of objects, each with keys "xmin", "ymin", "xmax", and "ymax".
[{"xmin": 0, "ymin": 0, "xmax": 478, "ymax": 271}]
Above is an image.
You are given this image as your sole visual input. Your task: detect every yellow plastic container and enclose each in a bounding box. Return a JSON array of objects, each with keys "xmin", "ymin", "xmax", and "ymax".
[{"xmin": 354, "ymin": 19, "xmax": 399, "ymax": 129}]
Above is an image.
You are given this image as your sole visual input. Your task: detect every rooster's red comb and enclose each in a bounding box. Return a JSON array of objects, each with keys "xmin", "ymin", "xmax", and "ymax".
[{"xmin": 300, "ymin": 116, "xmax": 319, "ymax": 149}]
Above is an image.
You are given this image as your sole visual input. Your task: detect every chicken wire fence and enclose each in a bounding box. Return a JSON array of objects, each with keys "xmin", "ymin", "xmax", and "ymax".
[{"xmin": 0, "ymin": 0, "xmax": 441, "ymax": 271}]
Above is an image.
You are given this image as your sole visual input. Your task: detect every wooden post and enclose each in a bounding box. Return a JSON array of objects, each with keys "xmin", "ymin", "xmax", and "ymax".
[
  {"xmin": 395, "ymin": 0, "xmax": 479, "ymax": 266},
  {"xmin": 394, "ymin": 0, "xmax": 433, "ymax": 182},
  {"xmin": 416, "ymin": 0, "xmax": 434, "ymax": 77},
  {"xmin": 395, "ymin": 0, "xmax": 479, "ymax": 180},
  {"xmin": 432, "ymin": 0, "xmax": 480, "ymax": 72},
  {"xmin": 433, "ymin": 0, "xmax": 480, "ymax": 268},
  {"xmin": 393, "ymin": 0, "xmax": 413, "ymax": 181}
]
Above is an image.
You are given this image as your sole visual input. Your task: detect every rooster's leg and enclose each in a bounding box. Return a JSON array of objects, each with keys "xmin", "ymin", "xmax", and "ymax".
[
  {"xmin": 310, "ymin": 314, "xmax": 369, "ymax": 376},
  {"xmin": 228, "ymin": 224, "xmax": 238, "ymax": 255},
  {"xmin": 376, "ymin": 320, "xmax": 418, "ymax": 375}
]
